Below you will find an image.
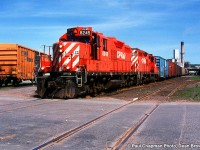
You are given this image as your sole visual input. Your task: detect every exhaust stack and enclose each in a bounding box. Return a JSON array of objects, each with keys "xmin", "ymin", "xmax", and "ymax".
[{"xmin": 181, "ymin": 41, "xmax": 184, "ymax": 64}]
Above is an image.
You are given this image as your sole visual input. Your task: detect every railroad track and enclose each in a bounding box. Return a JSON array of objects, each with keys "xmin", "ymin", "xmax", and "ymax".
[
  {"xmin": 0, "ymin": 84, "xmax": 60, "ymax": 113},
  {"xmin": 104, "ymin": 78, "xmax": 176, "ymax": 97},
  {"xmin": 0, "ymin": 77, "xmax": 187, "ymax": 114},
  {"xmin": 0, "ymin": 82, "xmax": 35, "ymax": 88},
  {"xmin": 0, "ymin": 77, "xmax": 192, "ymax": 114},
  {"xmin": 0, "ymin": 98, "xmax": 41, "ymax": 107},
  {"xmin": 0, "ymin": 98, "xmax": 60, "ymax": 114},
  {"xmin": 33, "ymin": 78, "xmax": 190, "ymax": 150},
  {"xmin": 101, "ymin": 79, "xmax": 183, "ymax": 102},
  {"xmin": 107, "ymin": 79, "xmax": 196, "ymax": 150},
  {"xmin": 0, "ymin": 84, "xmax": 36, "ymax": 98},
  {"xmin": 0, "ymin": 77, "xmax": 195, "ymax": 149}
]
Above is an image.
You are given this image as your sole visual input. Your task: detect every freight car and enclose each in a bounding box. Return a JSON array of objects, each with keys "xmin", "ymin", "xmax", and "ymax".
[
  {"xmin": 0, "ymin": 44, "xmax": 51, "ymax": 86},
  {"xmin": 156, "ymin": 56, "xmax": 167, "ymax": 79},
  {"xmin": 36, "ymin": 27, "xmax": 159, "ymax": 99},
  {"xmin": 156, "ymin": 56, "xmax": 184, "ymax": 79},
  {"xmin": 167, "ymin": 59, "xmax": 182, "ymax": 78}
]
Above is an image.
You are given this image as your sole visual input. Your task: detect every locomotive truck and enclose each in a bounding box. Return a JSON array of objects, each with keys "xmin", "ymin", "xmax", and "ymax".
[{"xmin": 36, "ymin": 27, "xmax": 160, "ymax": 98}]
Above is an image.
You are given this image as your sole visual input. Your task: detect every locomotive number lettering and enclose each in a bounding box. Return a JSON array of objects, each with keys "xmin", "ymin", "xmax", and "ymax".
[
  {"xmin": 80, "ymin": 30, "xmax": 91, "ymax": 35},
  {"xmin": 102, "ymin": 51, "xmax": 108, "ymax": 57},
  {"xmin": 117, "ymin": 51, "xmax": 126, "ymax": 59}
]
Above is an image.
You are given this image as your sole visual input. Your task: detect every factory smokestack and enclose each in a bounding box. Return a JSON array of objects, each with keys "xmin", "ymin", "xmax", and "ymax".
[{"xmin": 181, "ymin": 41, "xmax": 184, "ymax": 64}]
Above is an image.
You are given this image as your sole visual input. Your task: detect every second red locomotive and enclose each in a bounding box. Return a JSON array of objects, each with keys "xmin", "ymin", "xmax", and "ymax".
[{"xmin": 37, "ymin": 27, "xmax": 159, "ymax": 98}]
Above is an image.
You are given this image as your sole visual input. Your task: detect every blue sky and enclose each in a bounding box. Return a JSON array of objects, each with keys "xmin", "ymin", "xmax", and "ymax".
[{"xmin": 0, "ymin": 0, "xmax": 199, "ymax": 64}]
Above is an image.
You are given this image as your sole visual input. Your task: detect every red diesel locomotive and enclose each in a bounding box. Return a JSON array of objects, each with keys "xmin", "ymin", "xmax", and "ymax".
[{"xmin": 36, "ymin": 27, "xmax": 161, "ymax": 98}]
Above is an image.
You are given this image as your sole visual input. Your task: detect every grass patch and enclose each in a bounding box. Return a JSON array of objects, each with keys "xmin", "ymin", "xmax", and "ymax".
[
  {"xmin": 172, "ymin": 85, "xmax": 200, "ymax": 101},
  {"xmin": 189, "ymin": 76, "xmax": 200, "ymax": 80}
]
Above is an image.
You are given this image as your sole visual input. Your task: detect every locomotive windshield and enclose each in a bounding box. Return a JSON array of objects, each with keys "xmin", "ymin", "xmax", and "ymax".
[{"xmin": 68, "ymin": 37, "xmax": 90, "ymax": 43}]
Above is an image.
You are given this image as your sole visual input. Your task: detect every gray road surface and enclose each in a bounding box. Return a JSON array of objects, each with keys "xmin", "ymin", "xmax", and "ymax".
[{"xmin": 0, "ymin": 91, "xmax": 200, "ymax": 150}]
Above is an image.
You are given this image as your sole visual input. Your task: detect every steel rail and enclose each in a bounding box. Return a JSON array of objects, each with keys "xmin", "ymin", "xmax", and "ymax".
[
  {"xmin": 108, "ymin": 79, "xmax": 195, "ymax": 150},
  {"xmin": 0, "ymin": 99, "xmax": 59, "ymax": 114},
  {"xmin": 33, "ymin": 82, "xmax": 177, "ymax": 150}
]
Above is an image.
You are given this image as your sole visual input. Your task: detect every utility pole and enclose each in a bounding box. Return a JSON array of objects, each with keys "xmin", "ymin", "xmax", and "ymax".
[
  {"xmin": 46, "ymin": 46, "xmax": 52, "ymax": 61},
  {"xmin": 42, "ymin": 45, "xmax": 52, "ymax": 55},
  {"xmin": 46, "ymin": 46, "xmax": 52, "ymax": 55},
  {"xmin": 42, "ymin": 45, "xmax": 46, "ymax": 53}
]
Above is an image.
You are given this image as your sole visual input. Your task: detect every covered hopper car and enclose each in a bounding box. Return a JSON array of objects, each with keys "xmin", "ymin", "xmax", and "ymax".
[{"xmin": 0, "ymin": 44, "xmax": 51, "ymax": 86}]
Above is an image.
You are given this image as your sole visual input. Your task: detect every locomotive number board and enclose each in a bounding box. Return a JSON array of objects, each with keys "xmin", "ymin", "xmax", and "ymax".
[{"xmin": 80, "ymin": 30, "xmax": 91, "ymax": 36}]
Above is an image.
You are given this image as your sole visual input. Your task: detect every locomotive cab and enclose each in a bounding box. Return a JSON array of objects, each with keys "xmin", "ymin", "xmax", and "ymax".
[{"xmin": 52, "ymin": 27, "xmax": 101, "ymax": 72}]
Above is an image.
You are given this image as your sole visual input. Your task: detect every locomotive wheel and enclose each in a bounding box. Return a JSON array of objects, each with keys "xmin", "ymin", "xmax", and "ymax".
[
  {"xmin": 91, "ymin": 88, "xmax": 98, "ymax": 97},
  {"xmin": 37, "ymin": 78, "xmax": 48, "ymax": 98},
  {"xmin": 127, "ymin": 80, "xmax": 131, "ymax": 87},
  {"xmin": 136, "ymin": 78, "xmax": 140, "ymax": 86},
  {"xmin": 65, "ymin": 81, "xmax": 77, "ymax": 99}
]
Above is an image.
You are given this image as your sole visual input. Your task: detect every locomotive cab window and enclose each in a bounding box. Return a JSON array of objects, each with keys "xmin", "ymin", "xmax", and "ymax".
[
  {"xmin": 91, "ymin": 33, "xmax": 98, "ymax": 60},
  {"xmin": 92, "ymin": 33, "xmax": 97, "ymax": 44},
  {"xmin": 68, "ymin": 37, "xmax": 90, "ymax": 43},
  {"xmin": 132, "ymin": 51, "xmax": 137, "ymax": 56},
  {"xmin": 151, "ymin": 57, "xmax": 154, "ymax": 62},
  {"xmin": 103, "ymin": 39, "xmax": 107, "ymax": 51},
  {"xmin": 79, "ymin": 37, "xmax": 90, "ymax": 43}
]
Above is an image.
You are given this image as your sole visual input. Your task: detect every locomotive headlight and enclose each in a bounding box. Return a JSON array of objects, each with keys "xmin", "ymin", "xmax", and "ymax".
[
  {"xmin": 59, "ymin": 44, "xmax": 63, "ymax": 52},
  {"xmin": 41, "ymin": 67, "xmax": 44, "ymax": 70}
]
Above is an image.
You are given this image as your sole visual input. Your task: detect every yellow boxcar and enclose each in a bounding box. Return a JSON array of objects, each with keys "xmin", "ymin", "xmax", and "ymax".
[{"xmin": 0, "ymin": 44, "xmax": 40, "ymax": 86}]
